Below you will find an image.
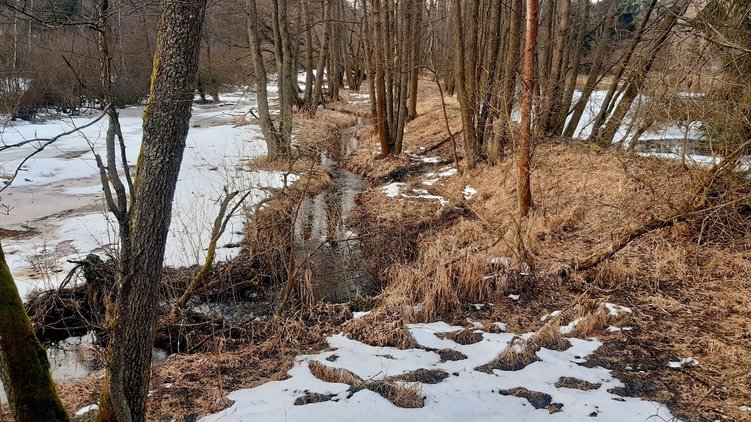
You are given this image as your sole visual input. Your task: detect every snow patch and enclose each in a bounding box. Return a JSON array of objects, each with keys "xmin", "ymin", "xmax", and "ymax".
[
  {"xmin": 381, "ymin": 182, "xmax": 406, "ymax": 198},
  {"xmin": 667, "ymin": 357, "xmax": 699, "ymax": 369},
  {"xmin": 604, "ymin": 303, "xmax": 632, "ymax": 317},
  {"xmin": 204, "ymin": 320, "xmax": 676, "ymax": 422},
  {"xmin": 75, "ymin": 404, "xmax": 99, "ymax": 416},
  {"xmin": 463, "ymin": 185, "xmax": 477, "ymax": 200}
]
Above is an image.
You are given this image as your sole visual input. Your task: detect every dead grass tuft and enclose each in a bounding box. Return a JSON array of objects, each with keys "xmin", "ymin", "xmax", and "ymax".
[
  {"xmin": 368, "ymin": 381, "xmax": 425, "ymax": 408},
  {"xmin": 343, "ymin": 304, "xmax": 417, "ymax": 349},
  {"xmin": 476, "ymin": 337, "xmax": 540, "ymax": 373},
  {"xmin": 308, "ymin": 360, "xmax": 362, "ymax": 385},
  {"xmin": 436, "ymin": 327, "xmax": 484, "ymax": 345},
  {"xmin": 529, "ymin": 320, "xmax": 571, "ymax": 351}
]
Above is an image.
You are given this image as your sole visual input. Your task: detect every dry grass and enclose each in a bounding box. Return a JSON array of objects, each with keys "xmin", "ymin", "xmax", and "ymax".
[
  {"xmin": 308, "ymin": 360, "xmax": 361, "ymax": 385},
  {"xmin": 476, "ymin": 337, "xmax": 540, "ymax": 373},
  {"xmin": 529, "ymin": 320, "xmax": 571, "ymax": 351},
  {"xmin": 340, "ymin": 81, "xmax": 751, "ymax": 420},
  {"xmin": 307, "ymin": 360, "xmax": 425, "ymax": 408},
  {"xmin": 343, "ymin": 303, "xmax": 417, "ymax": 349}
]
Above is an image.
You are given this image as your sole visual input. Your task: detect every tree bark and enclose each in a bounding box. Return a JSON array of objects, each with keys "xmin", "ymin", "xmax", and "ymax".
[
  {"xmin": 563, "ymin": 0, "xmax": 614, "ymax": 137},
  {"xmin": 451, "ymin": 0, "xmax": 477, "ymax": 168},
  {"xmin": 372, "ymin": 0, "xmax": 391, "ymax": 156},
  {"xmin": 519, "ymin": 0, "xmax": 538, "ymax": 217},
  {"xmin": 589, "ymin": 0, "xmax": 658, "ymax": 139},
  {"xmin": 96, "ymin": 0, "xmax": 208, "ymax": 419},
  {"xmin": 595, "ymin": 0, "xmax": 689, "ymax": 146},
  {"xmin": 247, "ymin": 0, "xmax": 287, "ymax": 160},
  {"xmin": 407, "ymin": 0, "xmax": 422, "ymax": 121},
  {"xmin": 311, "ymin": 0, "xmax": 331, "ymax": 112},
  {"xmin": 0, "ymin": 241, "xmax": 69, "ymax": 422}
]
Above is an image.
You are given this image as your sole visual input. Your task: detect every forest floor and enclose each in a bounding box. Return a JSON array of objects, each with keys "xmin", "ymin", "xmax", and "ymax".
[{"xmin": 3, "ymin": 84, "xmax": 750, "ymax": 421}]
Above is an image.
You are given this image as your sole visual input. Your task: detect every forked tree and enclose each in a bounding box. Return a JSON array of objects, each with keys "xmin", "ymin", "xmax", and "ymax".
[{"xmin": 94, "ymin": 0, "xmax": 209, "ymax": 418}]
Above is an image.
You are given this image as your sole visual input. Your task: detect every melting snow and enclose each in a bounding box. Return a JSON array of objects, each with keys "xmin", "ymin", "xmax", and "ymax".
[
  {"xmin": 667, "ymin": 357, "xmax": 699, "ymax": 369},
  {"xmin": 1, "ymin": 91, "xmax": 297, "ymax": 298},
  {"xmin": 541, "ymin": 310, "xmax": 562, "ymax": 322},
  {"xmin": 437, "ymin": 168, "xmax": 457, "ymax": 177},
  {"xmin": 463, "ymin": 185, "xmax": 477, "ymax": 200},
  {"xmin": 204, "ymin": 321, "xmax": 676, "ymax": 421},
  {"xmin": 604, "ymin": 303, "xmax": 632, "ymax": 317},
  {"xmin": 75, "ymin": 404, "xmax": 99, "ymax": 416},
  {"xmin": 381, "ymin": 182, "xmax": 406, "ymax": 198}
]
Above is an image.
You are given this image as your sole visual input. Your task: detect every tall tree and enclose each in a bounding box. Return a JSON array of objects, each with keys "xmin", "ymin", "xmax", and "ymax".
[
  {"xmin": 95, "ymin": 0, "xmax": 208, "ymax": 418},
  {"xmin": 520, "ymin": 0, "xmax": 538, "ymax": 217},
  {"xmin": 451, "ymin": 0, "xmax": 478, "ymax": 168},
  {"xmin": 246, "ymin": 0, "xmax": 292, "ymax": 160},
  {"xmin": 594, "ymin": 0, "xmax": 690, "ymax": 146},
  {"xmin": 0, "ymin": 241, "xmax": 69, "ymax": 421}
]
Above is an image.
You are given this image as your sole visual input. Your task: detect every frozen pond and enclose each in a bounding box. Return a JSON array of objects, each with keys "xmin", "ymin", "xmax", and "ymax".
[{"xmin": 1, "ymin": 90, "xmax": 290, "ymax": 299}]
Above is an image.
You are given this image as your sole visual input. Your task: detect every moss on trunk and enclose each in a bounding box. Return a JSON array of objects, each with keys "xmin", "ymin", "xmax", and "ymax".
[{"xmin": 0, "ymin": 242, "xmax": 69, "ymax": 421}]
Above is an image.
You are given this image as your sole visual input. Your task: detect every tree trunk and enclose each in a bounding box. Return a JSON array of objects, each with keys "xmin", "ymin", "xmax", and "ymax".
[
  {"xmin": 520, "ymin": 0, "xmax": 538, "ymax": 217},
  {"xmin": 595, "ymin": 0, "xmax": 689, "ymax": 146},
  {"xmin": 96, "ymin": 0, "xmax": 207, "ymax": 419},
  {"xmin": 303, "ymin": 0, "xmax": 315, "ymax": 105},
  {"xmin": 451, "ymin": 0, "xmax": 477, "ymax": 168},
  {"xmin": 589, "ymin": 0, "xmax": 658, "ymax": 139},
  {"xmin": 407, "ymin": 0, "xmax": 422, "ymax": 121},
  {"xmin": 311, "ymin": 0, "xmax": 331, "ymax": 112},
  {"xmin": 361, "ymin": 0, "xmax": 378, "ymax": 129},
  {"xmin": 563, "ymin": 0, "xmax": 614, "ymax": 137},
  {"xmin": 277, "ymin": 0, "xmax": 294, "ymax": 154},
  {"xmin": 552, "ymin": 0, "xmax": 589, "ymax": 135},
  {"xmin": 0, "ymin": 241, "xmax": 69, "ymax": 422},
  {"xmin": 372, "ymin": 0, "xmax": 391, "ymax": 156},
  {"xmin": 540, "ymin": 0, "xmax": 570, "ymax": 135},
  {"xmin": 247, "ymin": 0, "xmax": 286, "ymax": 160}
]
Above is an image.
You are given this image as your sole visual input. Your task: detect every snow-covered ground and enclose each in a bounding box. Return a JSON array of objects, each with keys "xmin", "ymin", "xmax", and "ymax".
[
  {"xmin": 203, "ymin": 321, "xmax": 675, "ymax": 421},
  {"xmin": 0, "ymin": 89, "xmax": 290, "ymax": 298}
]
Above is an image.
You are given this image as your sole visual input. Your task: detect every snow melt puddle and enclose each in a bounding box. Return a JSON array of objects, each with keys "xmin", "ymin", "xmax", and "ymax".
[{"xmin": 204, "ymin": 322, "xmax": 675, "ymax": 421}]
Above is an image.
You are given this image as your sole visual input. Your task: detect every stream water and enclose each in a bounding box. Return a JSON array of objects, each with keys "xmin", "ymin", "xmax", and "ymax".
[
  {"xmin": 293, "ymin": 124, "xmax": 372, "ymax": 302},
  {"xmin": 1, "ymin": 120, "xmax": 371, "ymax": 406}
]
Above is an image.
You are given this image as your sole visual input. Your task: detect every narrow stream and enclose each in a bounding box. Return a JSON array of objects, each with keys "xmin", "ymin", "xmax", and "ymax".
[
  {"xmin": 0, "ymin": 121, "xmax": 371, "ymax": 406},
  {"xmin": 293, "ymin": 124, "xmax": 373, "ymax": 302}
]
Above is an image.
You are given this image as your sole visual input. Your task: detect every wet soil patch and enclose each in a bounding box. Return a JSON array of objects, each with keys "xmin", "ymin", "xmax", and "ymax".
[
  {"xmin": 498, "ymin": 387, "xmax": 553, "ymax": 410},
  {"xmin": 294, "ymin": 392, "xmax": 337, "ymax": 405},
  {"xmin": 386, "ymin": 368, "xmax": 449, "ymax": 384},
  {"xmin": 555, "ymin": 377, "xmax": 602, "ymax": 391}
]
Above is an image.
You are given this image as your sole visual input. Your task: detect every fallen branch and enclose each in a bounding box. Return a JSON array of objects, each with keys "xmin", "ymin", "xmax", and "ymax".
[
  {"xmin": 0, "ymin": 108, "xmax": 110, "ymax": 193},
  {"xmin": 175, "ymin": 188, "xmax": 252, "ymax": 308},
  {"xmin": 574, "ymin": 139, "xmax": 751, "ymax": 271}
]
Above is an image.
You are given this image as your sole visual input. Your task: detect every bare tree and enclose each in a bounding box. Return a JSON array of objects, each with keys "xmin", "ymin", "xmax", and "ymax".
[
  {"xmin": 95, "ymin": 0, "xmax": 209, "ymax": 418},
  {"xmin": 519, "ymin": 0, "xmax": 538, "ymax": 217}
]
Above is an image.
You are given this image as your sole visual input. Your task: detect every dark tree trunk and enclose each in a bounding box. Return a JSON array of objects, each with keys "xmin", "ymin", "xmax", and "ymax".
[
  {"xmin": 451, "ymin": 0, "xmax": 477, "ymax": 168},
  {"xmin": 520, "ymin": 0, "xmax": 538, "ymax": 217},
  {"xmin": 0, "ymin": 242, "xmax": 69, "ymax": 422},
  {"xmin": 96, "ymin": 0, "xmax": 208, "ymax": 419},
  {"xmin": 595, "ymin": 0, "xmax": 689, "ymax": 146}
]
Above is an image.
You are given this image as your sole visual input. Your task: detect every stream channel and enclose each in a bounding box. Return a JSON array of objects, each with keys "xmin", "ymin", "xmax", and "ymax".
[{"xmin": 0, "ymin": 118, "xmax": 372, "ymax": 405}]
